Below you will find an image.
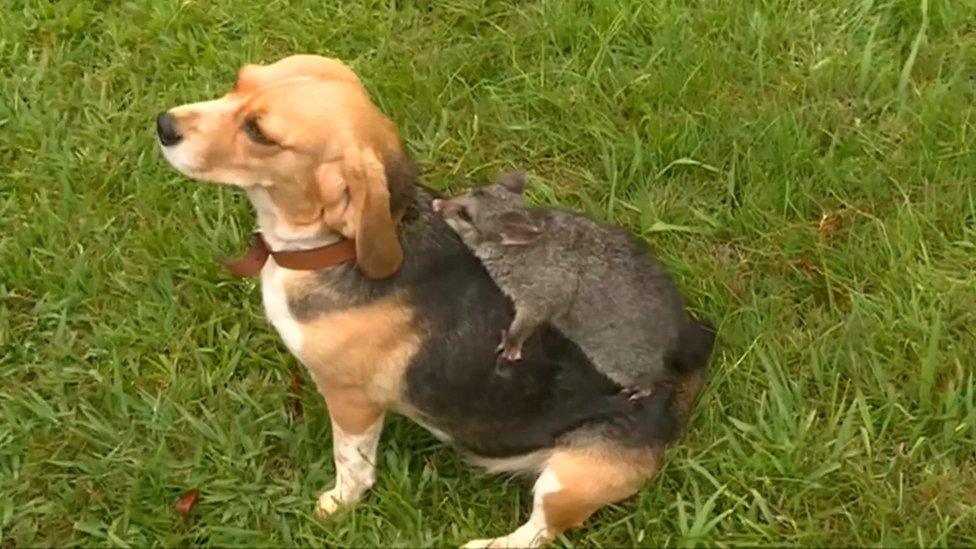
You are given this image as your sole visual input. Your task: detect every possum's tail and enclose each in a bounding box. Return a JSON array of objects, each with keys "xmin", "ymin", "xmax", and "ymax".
[{"xmin": 670, "ymin": 315, "xmax": 716, "ymax": 375}]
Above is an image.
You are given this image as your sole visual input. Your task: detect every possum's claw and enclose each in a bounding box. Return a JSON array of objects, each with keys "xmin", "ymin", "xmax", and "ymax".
[
  {"xmin": 624, "ymin": 387, "xmax": 653, "ymax": 402},
  {"xmin": 501, "ymin": 345, "xmax": 522, "ymax": 362},
  {"xmin": 495, "ymin": 329, "xmax": 523, "ymax": 362},
  {"xmin": 493, "ymin": 330, "xmax": 523, "ymax": 377}
]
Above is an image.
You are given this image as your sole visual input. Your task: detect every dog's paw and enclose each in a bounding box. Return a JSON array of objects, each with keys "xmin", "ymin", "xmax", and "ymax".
[
  {"xmin": 314, "ymin": 488, "xmax": 346, "ymax": 519},
  {"xmin": 461, "ymin": 538, "xmax": 498, "ymax": 548},
  {"xmin": 462, "ymin": 535, "xmax": 543, "ymax": 548}
]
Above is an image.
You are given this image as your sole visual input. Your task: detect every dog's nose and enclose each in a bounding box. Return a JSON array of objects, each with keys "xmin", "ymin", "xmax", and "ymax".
[{"xmin": 156, "ymin": 112, "xmax": 183, "ymax": 146}]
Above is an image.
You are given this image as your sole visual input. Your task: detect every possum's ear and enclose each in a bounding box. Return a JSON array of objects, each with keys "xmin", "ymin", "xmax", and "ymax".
[
  {"xmin": 498, "ymin": 211, "xmax": 541, "ymax": 246},
  {"xmin": 496, "ymin": 170, "xmax": 526, "ymax": 194}
]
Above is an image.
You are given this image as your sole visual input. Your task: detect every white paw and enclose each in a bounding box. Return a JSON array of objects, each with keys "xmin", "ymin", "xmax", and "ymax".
[
  {"xmin": 315, "ymin": 488, "xmax": 345, "ymax": 519},
  {"xmin": 461, "ymin": 534, "xmax": 545, "ymax": 548},
  {"xmin": 461, "ymin": 539, "xmax": 496, "ymax": 548}
]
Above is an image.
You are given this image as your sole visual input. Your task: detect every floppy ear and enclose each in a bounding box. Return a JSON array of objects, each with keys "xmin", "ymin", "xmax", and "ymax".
[
  {"xmin": 496, "ymin": 170, "xmax": 527, "ymax": 195},
  {"xmin": 341, "ymin": 146, "xmax": 404, "ymax": 278},
  {"xmin": 498, "ymin": 211, "xmax": 541, "ymax": 246}
]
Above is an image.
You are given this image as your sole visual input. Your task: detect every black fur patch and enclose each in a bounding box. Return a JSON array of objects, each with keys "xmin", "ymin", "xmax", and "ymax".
[
  {"xmin": 673, "ymin": 318, "xmax": 717, "ymax": 375},
  {"xmin": 383, "ymin": 146, "xmax": 419, "ymax": 217}
]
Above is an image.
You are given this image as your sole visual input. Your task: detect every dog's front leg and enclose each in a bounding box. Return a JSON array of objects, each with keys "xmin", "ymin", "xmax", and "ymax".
[{"xmin": 316, "ymin": 386, "xmax": 386, "ymax": 518}]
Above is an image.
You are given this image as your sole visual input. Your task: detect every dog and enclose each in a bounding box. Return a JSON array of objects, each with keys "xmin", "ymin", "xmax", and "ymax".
[{"xmin": 157, "ymin": 54, "xmax": 714, "ymax": 547}]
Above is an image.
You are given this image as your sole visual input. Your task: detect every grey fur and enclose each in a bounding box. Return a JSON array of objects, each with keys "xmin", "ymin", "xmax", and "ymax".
[{"xmin": 433, "ymin": 170, "xmax": 690, "ymax": 394}]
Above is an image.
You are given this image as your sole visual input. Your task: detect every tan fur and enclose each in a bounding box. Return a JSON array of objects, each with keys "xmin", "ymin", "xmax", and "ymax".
[
  {"xmin": 542, "ymin": 444, "xmax": 662, "ymax": 533},
  {"xmin": 297, "ymin": 291, "xmax": 420, "ymax": 409},
  {"xmin": 337, "ymin": 144, "xmax": 403, "ymax": 278},
  {"xmin": 165, "ymin": 54, "xmax": 406, "ymax": 277},
  {"xmin": 528, "ymin": 370, "xmax": 707, "ymax": 540},
  {"xmin": 320, "ymin": 385, "xmax": 387, "ymax": 435}
]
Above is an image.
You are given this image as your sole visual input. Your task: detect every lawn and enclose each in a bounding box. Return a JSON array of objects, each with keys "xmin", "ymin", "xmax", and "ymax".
[{"xmin": 2, "ymin": 0, "xmax": 975, "ymax": 546}]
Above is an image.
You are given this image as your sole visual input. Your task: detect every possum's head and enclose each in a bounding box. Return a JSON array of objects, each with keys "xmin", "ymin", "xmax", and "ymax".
[{"xmin": 432, "ymin": 170, "xmax": 541, "ymax": 246}]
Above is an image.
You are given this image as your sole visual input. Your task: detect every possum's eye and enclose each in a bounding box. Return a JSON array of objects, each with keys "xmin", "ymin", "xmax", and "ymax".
[{"xmin": 457, "ymin": 206, "xmax": 473, "ymax": 223}]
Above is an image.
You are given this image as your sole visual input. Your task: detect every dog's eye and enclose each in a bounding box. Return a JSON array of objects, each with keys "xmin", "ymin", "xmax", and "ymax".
[
  {"xmin": 457, "ymin": 206, "xmax": 473, "ymax": 223},
  {"xmin": 242, "ymin": 117, "xmax": 277, "ymax": 146}
]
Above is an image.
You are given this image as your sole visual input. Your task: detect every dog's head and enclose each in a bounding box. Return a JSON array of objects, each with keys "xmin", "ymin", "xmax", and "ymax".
[{"xmin": 157, "ymin": 54, "xmax": 412, "ymax": 278}]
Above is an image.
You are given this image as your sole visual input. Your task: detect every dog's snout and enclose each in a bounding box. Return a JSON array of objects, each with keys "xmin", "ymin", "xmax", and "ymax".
[{"xmin": 156, "ymin": 112, "xmax": 183, "ymax": 146}]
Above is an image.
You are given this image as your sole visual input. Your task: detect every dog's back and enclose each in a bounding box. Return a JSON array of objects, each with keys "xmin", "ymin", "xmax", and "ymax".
[{"xmin": 396, "ymin": 187, "xmax": 714, "ymax": 456}]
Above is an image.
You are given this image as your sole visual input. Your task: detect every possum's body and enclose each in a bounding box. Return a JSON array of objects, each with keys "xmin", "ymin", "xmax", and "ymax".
[{"xmin": 433, "ymin": 171, "xmax": 702, "ymax": 395}]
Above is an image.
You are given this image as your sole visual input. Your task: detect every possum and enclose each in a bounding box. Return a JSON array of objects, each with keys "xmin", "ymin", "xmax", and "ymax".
[{"xmin": 432, "ymin": 170, "xmax": 708, "ymax": 400}]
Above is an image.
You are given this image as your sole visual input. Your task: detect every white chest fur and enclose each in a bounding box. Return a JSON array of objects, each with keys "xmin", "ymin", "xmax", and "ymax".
[
  {"xmin": 247, "ymin": 186, "xmax": 343, "ymax": 362},
  {"xmin": 260, "ymin": 260, "xmax": 305, "ymax": 359}
]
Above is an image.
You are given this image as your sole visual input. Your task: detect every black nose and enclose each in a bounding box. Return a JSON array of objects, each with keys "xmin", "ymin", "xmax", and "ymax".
[{"xmin": 156, "ymin": 112, "xmax": 183, "ymax": 146}]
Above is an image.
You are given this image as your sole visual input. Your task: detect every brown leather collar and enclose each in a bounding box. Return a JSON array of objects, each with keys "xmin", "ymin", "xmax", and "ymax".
[
  {"xmin": 220, "ymin": 234, "xmax": 357, "ymax": 277},
  {"xmin": 220, "ymin": 209, "xmax": 406, "ymax": 278}
]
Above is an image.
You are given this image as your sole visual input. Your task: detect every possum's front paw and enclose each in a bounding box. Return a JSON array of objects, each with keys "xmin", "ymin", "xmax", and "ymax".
[
  {"xmin": 500, "ymin": 345, "xmax": 522, "ymax": 362},
  {"xmin": 497, "ymin": 329, "xmax": 523, "ymax": 362},
  {"xmin": 495, "ymin": 330, "xmax": 522, "ymax": 362},
  {"xmin": 494, "ymin": 330, "xmax": 522, "ymax": 375}
]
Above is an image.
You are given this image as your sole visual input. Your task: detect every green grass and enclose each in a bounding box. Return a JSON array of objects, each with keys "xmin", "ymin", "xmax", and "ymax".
[{"xmin": 2, "ymin": 0, "xmax": 975, "ymax": 546}]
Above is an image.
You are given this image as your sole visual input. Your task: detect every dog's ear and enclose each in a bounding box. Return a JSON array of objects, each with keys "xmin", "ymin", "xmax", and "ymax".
[
  {"xmin": 496, "ymin": 170, "xmax": 527, "ymax": 195},
  {"xmin": 340, "ymin": 146, "xmax": 404, "ymax": 278},
  {"xmin": 498, "ymin": 211, "xmax": 541, "ymax": 246}
]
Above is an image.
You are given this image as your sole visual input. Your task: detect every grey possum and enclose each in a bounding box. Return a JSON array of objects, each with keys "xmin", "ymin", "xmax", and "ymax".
[{"xmin": 432, "ymin": 170, "xmax": 709, "ymax": 399}]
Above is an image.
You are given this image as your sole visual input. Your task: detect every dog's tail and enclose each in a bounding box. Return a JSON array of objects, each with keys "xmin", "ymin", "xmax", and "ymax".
[
  {"xmin": 621, "ymin": 315, "xmax": 716, "ymax": 446},
  {"xmin": 670, "ymin": 315, "xmax": 716, "ymax": 376}
]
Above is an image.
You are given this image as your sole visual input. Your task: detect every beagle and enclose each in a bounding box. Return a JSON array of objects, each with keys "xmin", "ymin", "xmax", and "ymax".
[{"xmin": 157, "ymin": 54, "xmax": 714, "ymax": 547}]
